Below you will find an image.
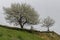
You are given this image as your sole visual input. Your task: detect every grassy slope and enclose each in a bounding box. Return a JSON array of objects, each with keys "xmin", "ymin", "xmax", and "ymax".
[
  {"xmin": 0, "ymin": 25, "xmax": 43, "ymax": 40},
  {"xmin": 0, "ymin": 25, "xmax": 60, "ymax": 40}
]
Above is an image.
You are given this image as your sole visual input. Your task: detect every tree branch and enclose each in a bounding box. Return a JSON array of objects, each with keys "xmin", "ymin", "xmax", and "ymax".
[{"xmin": 23, "ymin": 21, "xmax": 27, "ymax": 26}]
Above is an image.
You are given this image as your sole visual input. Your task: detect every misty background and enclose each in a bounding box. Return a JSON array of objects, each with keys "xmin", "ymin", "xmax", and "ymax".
[{"xmin": 0, "ymin": 0, "xmax": 60, "ymax": 34}]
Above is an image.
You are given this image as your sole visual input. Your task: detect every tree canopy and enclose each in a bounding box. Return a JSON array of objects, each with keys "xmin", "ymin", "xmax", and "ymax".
[{"xmin": 3, "ymin": 3, "xmax": 39, "ymax": 28}]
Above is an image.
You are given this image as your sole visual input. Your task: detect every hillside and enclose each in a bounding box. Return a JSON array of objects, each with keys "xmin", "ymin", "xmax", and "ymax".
[
  {"xmin": 38, "ymin": 32, "xmax": 60, "ymax": 40},
  {"xmin": 0, "ymin": 25, "xmax": 43, "ymax": 40},
  {"xmin": 0, "ymin": 25, "xmax": 60, "ymax": 40}
]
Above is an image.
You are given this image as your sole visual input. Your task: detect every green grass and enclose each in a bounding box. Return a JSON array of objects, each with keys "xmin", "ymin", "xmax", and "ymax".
[
  {"xmin": 0, "ymin": 25, "xmax": 60, "ymax": 40},
  {"xmin": 0, "ymin": 26, "xmax": 43, "ymax": 40}
]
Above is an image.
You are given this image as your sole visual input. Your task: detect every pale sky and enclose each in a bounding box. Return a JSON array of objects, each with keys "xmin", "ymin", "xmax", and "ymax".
[{"xmin": 0, "ymin": 0, "xmax": 60, "ymax": 34}]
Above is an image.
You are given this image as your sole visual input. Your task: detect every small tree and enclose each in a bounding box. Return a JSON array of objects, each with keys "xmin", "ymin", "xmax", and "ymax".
[
  {"xmin": 42, "ymin": 16, "xmax": 55, "ymax": 31},
  {"xmin": 3, "ymin": 3, "xmax": 39, "ymax": 29},
  {"xmin": 31, "ymin": 26, "xmax": 33, "ymax": 30}
]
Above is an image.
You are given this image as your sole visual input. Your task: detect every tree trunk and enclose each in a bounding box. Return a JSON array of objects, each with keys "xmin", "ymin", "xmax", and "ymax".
[
  {"xmin": 20, "ymin": 23, "xmax": 23, "ymax": 29},
  {"xmin": 18, "ymin": 16, "xmax": 24, "ymax": 29},
  {"xmin": 47, "ymin": 27, "xmax": 49, "ymax": 31},
  {"xmin": 20, "ymin": 24, "xmax": 23, "ymax": 29},
  {"xmin": 18, "ymin": 16, "xmax": 27, "ymax": 29}
]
